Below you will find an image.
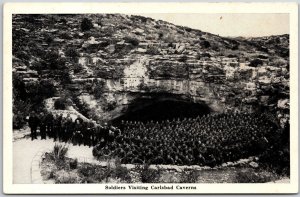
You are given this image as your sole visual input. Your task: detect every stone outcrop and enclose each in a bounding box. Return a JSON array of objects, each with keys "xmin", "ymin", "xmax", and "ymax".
[{"xmin": 12, "ymin": 14, "xmax": 289, "ymax": 126}]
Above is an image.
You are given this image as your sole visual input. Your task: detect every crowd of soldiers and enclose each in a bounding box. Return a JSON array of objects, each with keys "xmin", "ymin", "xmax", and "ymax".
[
  {"xmin": 27, "ymin": 110, "xmax": 281, "ymax": 167},
  {"xmin": 27, "ymin": 111, "xmax": 121, "ymax": 147},
  {"xmin": 93, "ymin": 113, "xmax": 280, "ymax": 167}
]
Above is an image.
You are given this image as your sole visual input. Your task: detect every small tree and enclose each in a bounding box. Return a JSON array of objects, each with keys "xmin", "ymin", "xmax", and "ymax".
[
  {"xmin": 200, "ymin": 40, "xmax": 211, "ymax": 48},
  {"xmin": 13, "ymin": 100, "xmax": 32, "ymax": 129},
  {"xmin": 65, "ymin": 47, "xmax": 79, "ymax": 62},
  {"xmin": 93, "ymin": 81, "xmax": 105, "ymax": 99},
  {"xmin": 146, "ymin": 46, "xmax": 160, "ymax": 55},
  {"xmin": 249, "ymin": 59, "xmax": 263, "ymax": 67},
  {"xmin": 81, "ymin": 18, "xmax": 93, "ymax": 32},
  {"xmin": 179, "ymin": 55, "xmax": 188, "ymax": 62},
  {"xmin": 124, "ymin": 36, "xmax": 139, "ymax": 46},
  {"xmin": 54, "ymin": 98, "xmax": 67, "ymax": 110}
]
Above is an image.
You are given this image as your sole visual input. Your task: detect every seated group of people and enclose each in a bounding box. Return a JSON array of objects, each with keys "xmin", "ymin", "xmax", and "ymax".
[
  {"xmin": 27, "ymin": 111, "xmax": 121, "ymax": 147},
  {"xmin": 93, "ymin": 113, "xmax": 280, "ymax": 167}
]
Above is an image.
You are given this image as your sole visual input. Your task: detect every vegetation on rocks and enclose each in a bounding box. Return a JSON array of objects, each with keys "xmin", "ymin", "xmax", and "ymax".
[
  {"xmin": 13, "ymin": 14, "xmax": 289, "ymax": 124},
  {"xmin": 13, "ymin": 73, "xmax": 56, "ymax": 129},
  {"xmin": 81, "ymin": 18, "xmax": 94, "ymax": 32},
  {"xmin": 41, "ymin": 144, "xmax": 281, "ymax": 184}
]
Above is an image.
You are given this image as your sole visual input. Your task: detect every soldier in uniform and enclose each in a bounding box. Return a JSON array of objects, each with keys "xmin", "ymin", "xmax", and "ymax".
[
  {"xmin": 75, "ymin": 115, "xmax": 84, "ymax": 125},
  {"xmin": 90, "ymin": 121, "xmax": 96, "ymax": 147},
  {"xmin": 165, "ymin": 154, "xmax": 175, "ymax": 165},
  {"xmin": 65, "ymin": 113, "xmax": 73, "ymax": 142},
  {"xmin": 206, "ymin": 154, "xmax": 216, "ymax": 167},
  {"xmin": 61, "ymin": 115, "xmax": 67, "ymax": 142},
  {"xmin": 174, "ymin": 155, "xmax": 183, "ymax": 165},
  {"xmin": 95, "ymin": 121, "xmax": 103, "ymax": 145},
  {"xmin": 152, "ymin": 155, "xmax": 164, "ymax": 165},
  {"xmin": 108, "ymin": 126, "xmax": 115, "ymax": 142},
  {"xmin": 102, "ymin": 122, "xmax": 109, "ymax": 142},
  {"xmin": 73, "ymin": 117, "xmax": 83, "ymax": 145},
  {"xmin": 57, "ymin": 114, "xmax": 63, "ymax": 141},
  {"xmin": 102, "ymin": 146, "xmax": 111, "ymax": 157},
  {"xmin": 28, "ymin": 111, "xmax": 39, "ymax": 140},
  {"xmin": 131, "ymin": 156, "xmax": 143, "ymax": 164},
  {"xmin": 53, "ymin": 114, "xmax": 60, "ymax": 142},
  {"xmin": 81, "ymin": 121, "xmax": 88, "ymax": 146},
  {"xmin": 73, "ymin": 115, "xmax": 84, "ymax": 145},
  {"xmin": 145, "ymin": 149, "xmax": 154, "ymax": 164},
  {"xmin": 120, "ymin": 120, "xmax": 125, "ymax": 131},
  {"xmin": 39, "ymin": 112, "xmax": 47, "ymax": 140},
  {"xmin": 84, "ymin": 121, "xmax": 92, "ymax": 147},
  {"xmin": 45, "ymin": 112, "xmax": 54, "ymax": 138}
]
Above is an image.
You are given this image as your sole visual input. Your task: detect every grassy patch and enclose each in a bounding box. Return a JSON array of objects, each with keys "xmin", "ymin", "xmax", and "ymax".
[
  {"xmin": 179, "ymin": 169, "xmax": 200, "ymax": 183},
  {"xmin": 134, "ymin": 164, "xmax": 162, "ymax": 183},
  {"xmin": 41, "ymin": 144, "xmax": 283, "ymax": 184}
]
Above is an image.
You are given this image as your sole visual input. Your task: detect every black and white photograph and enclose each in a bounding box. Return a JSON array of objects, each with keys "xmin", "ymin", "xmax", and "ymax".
[{"xmin": 3, "ymin": 2, "xmax": 298, "ymax": 194}]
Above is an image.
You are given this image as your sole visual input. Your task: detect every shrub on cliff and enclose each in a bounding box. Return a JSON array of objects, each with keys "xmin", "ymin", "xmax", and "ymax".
[
  {"xmin": 65, "ymin": 47, "xmax": 79, "ymax": 61},
  {"xmin": 24, "ymin": 80, "xmax": 56, "ymax": 107},
  {"xmin": 249, "ymin": 59, "xmax": 263, "ymax": 67},
  {"xmin": 72, "ymin": 97, "xmax": 91, "ymax": 118},
  {"xmin": 45, "ymin": 34, "xmax": 54, "ymax": 45},
  {"xmin": 27, "ymin": 41, "xmax": 46, "ymax": 57},
  {"xmin": 81, "ymin": 18, "xmax": 93, "ymax": 32},
  {"xmin": 124, "ymin": 36, "xmax": 139, "ymax": 46},
  {"xmin": 13, "ymin": 74, "xmax": 55, "ymax": 128},
  {"xmin": 15, "ymin": 51, "xmax": 30, "ymax": 63},
  {"xmin": 92, "ymin": 81, "xmax": 105, "ymax": 99},
  {"xmin": 179, "ymin": 55, "xmax": 188, "ymax": 62},
  {"xmin": 196, "ymin": 52, "xmax": 211, "ymax": 60},
  {"xmin": 105, "ymin": 101, "xmax": 117, "ymax": 111},
  {"xmin": 13, "ymin": 100, "xmax": 31, "ymax": 129},
  {"xmin": 43, "ymin": 49, "xmax": 66, "ymax": 70},
  {"xmin": 54, "ymin": 98, "xmax": 67, "ymax": 110},
  {"xmin": 39, "ymin": 79, "xmax": 56, "ymax": 98},
  {"xmin": 13, "ymin": 73, "xmax": 27, "ymax": 101},
  {"xmin": 271, "ymin": 58, "xmax": 287, "ymax": 67},
  {"xmin": 200, "ymin": 40, "xmax": 211, "ymax": 48},
  {"xmin": 146, "ymin": 46, "xmax": 160, "ymax": 55},
  {"xmin": 60, "ymin": 31, "xmax": 72, "ymax": 40},
  {"xmin": 73, "ymin": 63, "xmax": 84, "ymax": 74}
]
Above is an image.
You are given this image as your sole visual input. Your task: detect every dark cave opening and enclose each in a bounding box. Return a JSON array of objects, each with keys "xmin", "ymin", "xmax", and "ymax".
[{"xmin": 112, "ymin": 95, "xmax": 211, "ymax": 125}]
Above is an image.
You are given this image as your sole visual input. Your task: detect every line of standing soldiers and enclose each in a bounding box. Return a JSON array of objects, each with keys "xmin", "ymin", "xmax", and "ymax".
[{"xmin": 28, "ymin": 111, "xmax": 121, "ymax": 147}]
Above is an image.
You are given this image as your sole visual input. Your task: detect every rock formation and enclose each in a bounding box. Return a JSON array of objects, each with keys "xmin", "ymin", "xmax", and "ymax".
[{"xmin": 12, "ymin": 14, "xmax": 290, "ymax": 127}]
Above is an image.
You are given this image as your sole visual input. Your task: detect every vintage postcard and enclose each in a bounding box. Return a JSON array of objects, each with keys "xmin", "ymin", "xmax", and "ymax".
[{"xmin": 3, "ymin": 2, "xmax": 298, "ymax": 194}]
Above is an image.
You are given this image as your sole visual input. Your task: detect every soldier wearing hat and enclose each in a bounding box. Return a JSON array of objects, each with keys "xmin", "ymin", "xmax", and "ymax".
[
  {"xmin": 65, "ymin": 113, "xmax": 73, "ymax": 142},
  {"xmin": 39, "ymin": 112, "xmax": 47, "ymax": 140},
  {"xmin": 53, "ymin": 114, "xmax": 61, "ymax": 142},
  {"xmin": 45, "ymin": 112, "xmax": 54, "ymax": 138},
  {"xmin": 73, "ymin": 115, "xmax": 83, "ymax": 145},
  {"xmin": 28, "ymin": 111, "xmax": 39, "ymax": 140},
  {"xmin": 60, "ymin": 114, "xmax": 67, "ymax": 142}
]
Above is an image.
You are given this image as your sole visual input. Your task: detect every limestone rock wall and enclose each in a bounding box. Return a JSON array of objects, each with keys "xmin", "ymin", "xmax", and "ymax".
[{"xmin": 12, "ymin": 14, "xmax": 289, "ymax": 127}]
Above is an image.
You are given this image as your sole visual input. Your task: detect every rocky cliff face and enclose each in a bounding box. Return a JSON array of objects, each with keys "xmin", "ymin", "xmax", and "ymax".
[{"xmin": 12, "ymin": 14, "xmax": 289, "ymax": 126}]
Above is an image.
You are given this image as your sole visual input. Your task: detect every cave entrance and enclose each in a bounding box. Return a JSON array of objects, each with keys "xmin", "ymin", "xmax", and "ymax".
[{"xmin": 112, "ymin": 93, "xmax": 211, "ymax": 125}]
